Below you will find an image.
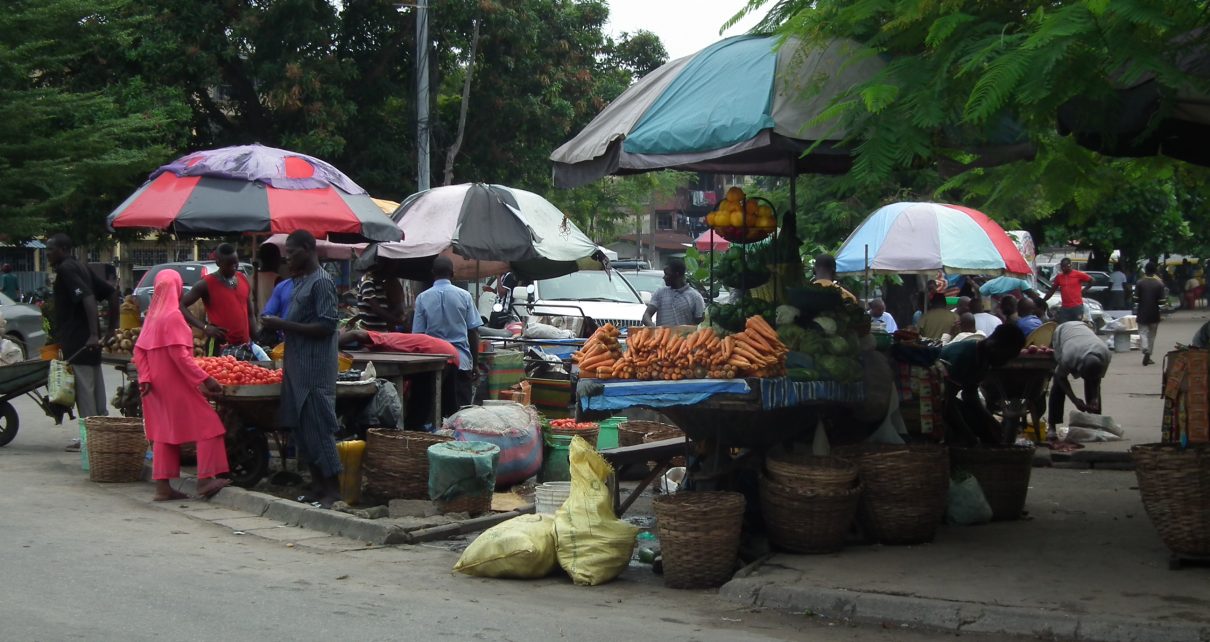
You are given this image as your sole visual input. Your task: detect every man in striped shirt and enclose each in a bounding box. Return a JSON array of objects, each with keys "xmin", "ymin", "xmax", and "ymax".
[
  {"xmin": 355, "ymin": 265, "xmax": 406, "ymax": 332},
  {"xmin": 261, "ymin": 231, "xmax": 342, "ymax": 508}
]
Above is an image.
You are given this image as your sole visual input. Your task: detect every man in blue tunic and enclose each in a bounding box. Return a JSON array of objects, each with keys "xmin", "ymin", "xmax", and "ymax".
[{"xmin": 261, "ymin": 231, "xmax": 342, "ymax": 507}]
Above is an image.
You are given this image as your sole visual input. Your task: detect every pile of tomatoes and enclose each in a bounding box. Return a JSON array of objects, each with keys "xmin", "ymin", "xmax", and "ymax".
[
  {"xmin": 547, "ymin": 418, "xmax": 598, "ymax": 432},
  {"xmin": 194, "ymin": 356, "xmax": 283, "ymax": 386}
]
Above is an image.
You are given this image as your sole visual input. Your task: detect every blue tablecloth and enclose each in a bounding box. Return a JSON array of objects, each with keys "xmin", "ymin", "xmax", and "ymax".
[
  {"xmin": 577, "ymin": 377, "xmax": 864, "ymax": 412},
  {"xmin": 578, "ymin": 379, "xmax": 751, "ymax": 412},
  {"xmin": 759, "ymin": 377, "xmax": 865, "ymax": 407}
]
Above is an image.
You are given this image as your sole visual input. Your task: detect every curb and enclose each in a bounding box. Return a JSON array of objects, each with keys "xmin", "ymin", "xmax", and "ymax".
[
  {"xmin": 209, "ymin": 486, "xmax": 409, "ymax": 545},
  {"xmin": 719, "ymin": 577, "xmax": 1210, "ymax": 642}
]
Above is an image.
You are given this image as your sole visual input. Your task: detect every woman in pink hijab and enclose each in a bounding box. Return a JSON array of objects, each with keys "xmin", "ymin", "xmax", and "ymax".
[{"xmin": 134, "ymin": 270, "xmax": 230, "ymax": 500}]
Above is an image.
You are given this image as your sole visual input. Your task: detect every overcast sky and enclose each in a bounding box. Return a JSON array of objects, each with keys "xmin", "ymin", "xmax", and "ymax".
[{"xmin": 604, "ymin": 0, "xmax": 768, "ymax": 60}]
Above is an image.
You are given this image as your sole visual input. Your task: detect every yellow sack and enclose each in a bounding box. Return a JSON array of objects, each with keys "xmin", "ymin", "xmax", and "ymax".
[
  {"xmin": 554, "ymin": 436, "xmax": 639, "ymax": 586},
  {"xmin": 453, "ymin": 514, "xmax": 557, "ymax": 579}
]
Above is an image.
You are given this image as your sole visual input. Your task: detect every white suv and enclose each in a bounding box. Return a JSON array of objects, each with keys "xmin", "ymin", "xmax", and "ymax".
[{"xmin": 513, "ymin": 270, "xmax": 648, "ymax": 332}]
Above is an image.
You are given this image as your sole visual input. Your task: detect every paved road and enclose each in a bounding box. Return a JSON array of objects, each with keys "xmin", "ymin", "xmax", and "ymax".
[{"xmin": 0, "ymin": 368, "xmax": 1027, "ymax": 641}]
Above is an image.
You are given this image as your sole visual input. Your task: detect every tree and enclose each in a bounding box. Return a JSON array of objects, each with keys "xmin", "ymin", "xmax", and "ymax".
[
  {"xmin": 0, "ymin": 1, "xmax": 191, "ymax": 241},
  {"xmin": 730, "ymin": 0, "xmax": 1210, "ymax": 223}
]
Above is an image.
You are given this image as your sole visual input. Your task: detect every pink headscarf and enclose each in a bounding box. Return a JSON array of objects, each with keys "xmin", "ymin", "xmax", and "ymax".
[{"xmin": 135, "ymin": 270, "xmax": 193, "ymax": 350}]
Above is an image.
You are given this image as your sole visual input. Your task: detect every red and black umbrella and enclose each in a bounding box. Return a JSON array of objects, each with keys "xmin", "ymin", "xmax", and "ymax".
[{"xmin": 107, "ymin": 144, "xmax": 402, "ymax": 243}]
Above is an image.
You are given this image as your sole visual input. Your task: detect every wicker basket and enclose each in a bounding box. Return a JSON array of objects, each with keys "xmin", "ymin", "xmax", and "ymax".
[
  {"xmin": 363, "ymin": 429, "xmax": 452, "ymax": 500},
  {"xmin": 619, "ymin": 420, "xmax": 678, "ymax": 447},
  {"xmin": 833, "ymin": 443, "xmax": 949, "ymax": 545},
  {"xmin": 760, "ymin": 474, "xmax": 861, "ymax": 553},
  {"xmin": 765, "ymin": 451, "xmax": 858, "ymax": 490},
  {"xmin": 950, "ymin": 445, "xmax": 1036, "ymax": 521},
  {"xmin": 1132, "ymin": 443, "xmax": 1210, "ymax": 556},
  {"xmin": 85, "ymin": 417, "xmax": 147, "ymax": 483},
  {"xmin": 654, "ymin": 491, "xmax": 746, "ymax": 589}
]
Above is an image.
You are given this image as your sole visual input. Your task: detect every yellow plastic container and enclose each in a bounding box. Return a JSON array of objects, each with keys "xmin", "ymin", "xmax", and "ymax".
[{"xmin": 335, "ymin": 440, "xmax": 366, "ymax": 505}]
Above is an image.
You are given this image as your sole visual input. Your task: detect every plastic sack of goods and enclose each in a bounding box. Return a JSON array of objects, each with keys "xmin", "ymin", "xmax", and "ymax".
[
  {"xmin": 446, "ymin": 403, "xmax": 542, "ymax": 488},
  {"xmin": 454, "ymin": 436, "xmax": 637, "ymax": 584}
]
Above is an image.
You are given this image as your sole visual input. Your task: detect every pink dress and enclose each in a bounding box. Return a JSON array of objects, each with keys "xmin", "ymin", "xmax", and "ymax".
[{"xmin": 134, "ymin": 344, "xmax": 226, "ymax": 445}]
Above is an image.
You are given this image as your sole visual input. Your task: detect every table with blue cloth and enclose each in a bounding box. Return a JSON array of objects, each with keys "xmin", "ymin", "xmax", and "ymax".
[
  {"xmin": 578, "ymin": 375, "xmax": 865, "ymax": 508},
  {"xmin": 577, "ymin": 376, "xmax": 864, "ymax": 448}
]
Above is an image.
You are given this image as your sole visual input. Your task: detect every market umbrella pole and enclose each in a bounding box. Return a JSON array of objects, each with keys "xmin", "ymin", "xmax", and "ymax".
[{"xmin": 864, "ymin": 244, "xmax": 870, "ymax": 303}]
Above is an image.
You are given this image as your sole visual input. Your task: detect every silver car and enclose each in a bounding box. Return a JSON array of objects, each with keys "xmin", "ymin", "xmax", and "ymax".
[
  {"xmin": 133, "ymin": 261, "xmax": 255, "ymax": 312},
  {"xmin": 0, "ymin": 293, "xmax": 47, "ymax": 359}
]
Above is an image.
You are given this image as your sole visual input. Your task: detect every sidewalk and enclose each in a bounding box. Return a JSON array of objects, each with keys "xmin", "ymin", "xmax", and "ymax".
[
  {"xmin": 722, "ymin": 467, "xmax": 1210, "ymax": 641},
  {"xmin": 719, "ymin": 310, "xmax": 1210, "ymax": 641}
]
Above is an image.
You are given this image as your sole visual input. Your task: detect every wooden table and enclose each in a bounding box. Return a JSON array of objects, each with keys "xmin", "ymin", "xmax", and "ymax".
[{"xmin": 344, "ymin": 351, "xmax": 450, "ymax": 429}]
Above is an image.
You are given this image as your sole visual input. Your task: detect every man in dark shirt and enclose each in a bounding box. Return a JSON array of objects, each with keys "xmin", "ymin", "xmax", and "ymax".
[
  {"xmin": 1135, "ymin": 262, "xmax": 1167, "ymax": 366},
  {"xmin": 48, "ymin": 234, "xmax": 119, "ymax": 450},
  {"xmin": 261, "ymin": 231, "xmax": 341, "ymax": 507}
]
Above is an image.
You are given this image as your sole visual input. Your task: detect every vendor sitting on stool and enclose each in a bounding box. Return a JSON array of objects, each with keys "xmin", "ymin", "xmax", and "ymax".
[
  {"xmin": 939, "ymin": 323, "xmax": 1026, "ymax": 446},
  {"xmin": 339, "ymin": 329, "xmax": 461, "ymax": 429}
]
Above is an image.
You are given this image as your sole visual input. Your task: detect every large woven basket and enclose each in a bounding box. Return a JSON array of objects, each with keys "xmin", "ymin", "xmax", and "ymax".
[
  {"xmin": 760, "ymin": 474, "xmax": 861, "ymax": 554},
  {"xmin": 765, "ymin": 451, "xmax": 858, "ymax": 491},
  {"xmin": 619, "ymin": 420, "xmax": 678, "ymax": 447},
  {"xmin": 1132, "ymin": 443, "xmax": 1210, "ymax": 556},
  {"xmin": 654, "ymin": 491, "xmax": 746, "ymax": 589},
  {"xmin": 363, "ymin": 429, "xmax": 452, "ymax": 500},
  {"xmin": 950, "ymin": 445, "xmax": 1036, "ymax": 521},
  {"xmin": 85, "ymin": 417, "xmax": 146, "ymax": 483},
  {"xmin": 833, "ymin": 444, "xmax": 949, "ymax": 545}
]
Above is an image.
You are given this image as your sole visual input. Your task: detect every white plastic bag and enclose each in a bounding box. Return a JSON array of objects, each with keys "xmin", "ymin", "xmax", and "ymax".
[
  {"xmin": 1067, "ymin": 410, "xmax": 1124, "ymax": 437},
  {"xmin": 48, "ymin": 359, "xmax": 75, "ymax": 407},
  {"xmin": 1061, "ymin": 425, "xmax": 1122, "ymax": 443},
  {"xmin": 946, "ymin": 473, "xmax": 993, "ymax": 525}
]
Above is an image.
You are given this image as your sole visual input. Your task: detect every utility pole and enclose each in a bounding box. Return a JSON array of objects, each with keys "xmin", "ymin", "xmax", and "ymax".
[{"xmin": 416, "ymin": 3, "xmax": 431, "ymax": 192}]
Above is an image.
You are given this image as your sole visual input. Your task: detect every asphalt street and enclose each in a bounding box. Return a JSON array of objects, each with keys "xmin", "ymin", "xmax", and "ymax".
[{"xmin": 0, "ymin": 367, "xmax": 1034, "ymax": 641}]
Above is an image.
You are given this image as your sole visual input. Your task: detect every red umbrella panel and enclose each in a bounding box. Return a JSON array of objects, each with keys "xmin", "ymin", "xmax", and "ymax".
[{"xmin": 107, "ymin": 144, "xmax": 402, "ymax": 243}]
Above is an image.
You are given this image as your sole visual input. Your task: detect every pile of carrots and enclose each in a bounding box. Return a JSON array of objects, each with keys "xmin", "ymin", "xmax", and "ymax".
[
  {"xmin": 569, "ymin": 323, "xmax": 623, "ymax": 377},
  {"xmin": 570, "ymin": 316, "xmax": 788, "ymax": 381}
]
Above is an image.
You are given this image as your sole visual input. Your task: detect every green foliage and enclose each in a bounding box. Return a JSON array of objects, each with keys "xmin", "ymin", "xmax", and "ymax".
[
  {"xmin": 0, "ymin": 0, "xmax": 672, "ymax": 244},
  {"xmin": 0, "ymin": 1, "xmax": 191, "ymax": 242}
]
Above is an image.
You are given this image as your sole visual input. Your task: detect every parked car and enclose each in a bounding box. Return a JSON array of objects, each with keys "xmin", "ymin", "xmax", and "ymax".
[
  {"xmin": 617, "ymin": 270, "xmax": 665, "ymax": 303},
  {"xmin": 133, "ymin": 261, "xmax": 255, "ymax": 312},
  {"xmin": 512, "ymin": 270, "xmax": 648, "ymax": 333},
  {"xmin": 610, "ymin": 259, "xmax": 650, "ymax": 271},
  {"xmin": 0, "ymin": 293, "xmax": 47, "ymax": 359}
]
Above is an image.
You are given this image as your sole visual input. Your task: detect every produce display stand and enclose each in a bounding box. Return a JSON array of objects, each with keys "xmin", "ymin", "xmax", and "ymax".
[
  {"xmin": 215, "ymin": 379, "xmax": 377, "ymax": 488},
  {"xmin": 343, "ymin": 351, "xmax": 449, "ymax": 430},
  {"xmin": 102, "ymin": 355, "xmax": 386, "ymax": 487},
  {"xmin": 580, "ymin": 376, "xmax": 865, "ymax": 513},
  {"xmin": 983, "ymin": 353, "xmax": 1055, "ymax": 443}
]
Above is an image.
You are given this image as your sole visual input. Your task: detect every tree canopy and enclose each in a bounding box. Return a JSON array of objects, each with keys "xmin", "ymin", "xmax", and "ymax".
[
  {"xmin": 729, "ymin": 0, "xmax": 1210, "ymax": 263},
  {"xmin": 0, "ymin": 0, "xmax": 669, "ymax": 244}
]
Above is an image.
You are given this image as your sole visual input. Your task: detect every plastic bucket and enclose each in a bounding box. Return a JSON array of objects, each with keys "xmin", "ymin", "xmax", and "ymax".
[
  {"xmin": 78, "ymin": 418, "xmax": 89, "ymax": 472},
  {"xmin": 597, "ymin": 416, "xmax": 626, "ymax": 450},
  {"xmin": 540, "ymin": 433, "xmax": 574, "ymax": 482},
  {"xmin": 534, "ymin": 481, "xmax": 573, "ymax": 514},
  {"xmin": 1113, "ymin": 331, "xmax": 1132, "ymax": 353}
]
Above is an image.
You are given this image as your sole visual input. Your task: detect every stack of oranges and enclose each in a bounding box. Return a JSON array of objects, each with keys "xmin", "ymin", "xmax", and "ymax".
[{"xmin": 704, "ymin": 186, "xmax": 777, "ymax": 241}]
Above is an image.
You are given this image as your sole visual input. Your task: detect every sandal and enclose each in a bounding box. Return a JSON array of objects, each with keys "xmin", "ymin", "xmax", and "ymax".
[{"xmin": 196, "ymin": 478, "xmax": 231, "ymax": 499}]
